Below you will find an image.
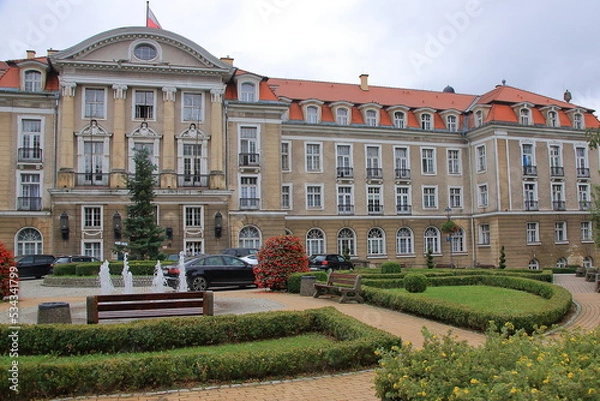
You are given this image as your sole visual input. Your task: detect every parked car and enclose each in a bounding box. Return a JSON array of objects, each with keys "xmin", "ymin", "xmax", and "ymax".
[
  {"xmin": 221, "ymin": 247, "xmax": 259, "ymax": 257},
  {"xmin": 52, "ymin": 255, "xmax": 101, "ymax": 265},
  {"xmin": 239, "ymin": 254, "xmax": 258, "ymax": 265},
  {"xmin": 308, "ymin": 254, "xmax": 354, "ymax": 271},
  {"xmin": 164, "ymin": 254, "xmax": 256, "ymax": 291},
  {"xmin": 15, "ymin": 254, "xmax": 55, "ymax": 278}
]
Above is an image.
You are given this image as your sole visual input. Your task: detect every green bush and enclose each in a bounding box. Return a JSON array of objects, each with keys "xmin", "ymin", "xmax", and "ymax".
[
  {"xmin": 403, "ymin": 273, "xmax": 428, "ymax": 293},
  {"xmin": 381, "ymin": 261, "xmax": 402, "ymax": 274},
  {"xmin": 52, "ymin": 263, "xmax": 77, "ymax": 276},
  {"xmin": 375, "ymin": 325, "xmax": 600, "ymax": 401}
]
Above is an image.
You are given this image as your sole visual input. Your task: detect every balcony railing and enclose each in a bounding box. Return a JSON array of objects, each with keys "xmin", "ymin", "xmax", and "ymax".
[
  {"xmin": 367, "ymin": 204, "xmax": 383, "ymax": 215},
  {"xmin": 17, "ymin": 197, "xmax": 41, "ymax": 211},
  {"xmin": 577, "ymin": 168, "xmax": 590, "ymax": 178},
  {"xmin": 580, "ymin": 201, "xmax": 592, "ymax": 211},
  {"xmin": 552, "ymin": 200, "xmax": 566, "ymax": 211},
  {"xmin": 396, "ymin": 204, "xmax": 412, "ymax": 215},
  {"xmin": 394, "ymin": 168, "xmax": 411, "ymax": 180},
  {"xmin": 239, "ymin": 153, "xmax": 260, "ymax": 166},
  {"xmin": 75, "ymin": 173, "xmax": 109, "ymax": 186},
  {"xmin": 336, "ymin": 167, "xmax": 354, "ymax": 178},
  {"xmin": 522, "ymin": 165, "xmax": 537, "ymax": 176},
  {"xmin": 550, "ymin": 166, "xmax": 564, "ymax": 178},
  {"xmin": 366, "ymin": 168, "xmax": 383, "ymax": 179},
  {"xmin": 18, "ymin": 147, "xmax": 42, "ymax": 162},
  {"xmin": 177, "ymin": 174, "xmax": 209, "ymax": 187},
  {"xmin": 337, "ymin": 204, "xmax": 354, "ymax": 215},
  {"xmin": 240, "ymin": 198, "xmax": 260, "ymax": 210},
  {"xmin": 524, "ymin": 200, "xmax": 539, "ymax": 211}
]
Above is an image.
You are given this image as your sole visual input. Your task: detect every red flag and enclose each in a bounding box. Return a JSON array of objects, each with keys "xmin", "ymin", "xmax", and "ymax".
[{"xmin": 146, "ymin": 3, "xmax": 162, "ymax": 29}]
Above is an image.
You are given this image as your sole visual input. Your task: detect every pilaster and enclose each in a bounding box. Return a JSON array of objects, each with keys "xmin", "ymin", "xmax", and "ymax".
[
  {"xmin": 110, "ymin": 84, "xmax": 127, "ymax": 188},
  {"xmin": 209, "ymin": 87, "xmax": 225, "ymax": 189},
  {"xmin": 161, "ymin": 86, "xmax": 177, "ymax": 188},
  {"xmin": 57, "ymin": 80, "xmax": 76, "ymax": 188}
]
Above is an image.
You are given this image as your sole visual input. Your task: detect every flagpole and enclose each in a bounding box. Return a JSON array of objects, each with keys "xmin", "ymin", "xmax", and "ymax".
[{"xmin": 146, "ymin": 1, "xmax": 149, "ymax": 27}]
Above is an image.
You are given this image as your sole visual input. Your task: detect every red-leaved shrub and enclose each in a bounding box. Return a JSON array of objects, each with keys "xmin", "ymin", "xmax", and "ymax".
[
  {"xmin": 0, "ymin": 241, "xmax": 16, "ymax": 299},
  {"xmin": 253, "ymin": 235, "xmax": 309, "ymax": 291}
]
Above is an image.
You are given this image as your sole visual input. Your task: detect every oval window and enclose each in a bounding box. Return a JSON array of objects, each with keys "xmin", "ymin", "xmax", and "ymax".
[{"xmin": 133, "ymin": 43, "xmax": 157, "ymax": 61}]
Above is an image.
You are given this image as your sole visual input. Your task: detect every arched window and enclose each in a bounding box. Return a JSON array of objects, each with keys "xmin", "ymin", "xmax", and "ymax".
[
  {"xmin": 424, "ymin": 227, "xmax": 440, "ymax": 254},
  {"xmin": 337, "ymin": 228, "xmax": 356, "ymax": 256},
  {"xmin": 446, "ymin": 115, "xmax": 457, "ymax": 131},
  {"xmin": 556, "ymin": 257, "xmax": 567, "ymax": 269},
  {"xmin": 583, "ymin": 256, "xmax": 593, "ymax": 269},
  {"xmin": 528, "ymin": 259, "xmax": 540, "ymax": 270},
  {"xmin": 367, "ymin": 227, "xmax": 385, "ymax": 255},
  {"xmin": 421, "ymin": 113, "xmax": 432, "ymax": 130},
  {"xmin": 547, "ymin": 110, "xmax": 558, "ymax": 127},
  {"xmin": 396, "ymin": 227, "xmax": 413, "ymax": 255},
  {"xmin": 451, "ymin": 227, "xmax": 465, "ymax": 253},
  {"xmin": 573, "ymin": 113, "xmax": 583, "ymax": 129},
  {"xmin": 336, "ymin": 108, "xmax": 349, "ymax": 125},
  {"xmin": 16, "ymin": 227, "xmax": 43, "ymax": 256},
  {"xmin": 475, "ymin": 110, "xmax": 483, "ymax": 127},
  {"xmin": 306, "ymin": 106, "xmax": 318, "ymax": 123},
  {"xmin": 365, "ymin": 109, "xmax": 377, "ymax": 126},
  {"xmin": 238, "ymin": 226, "xmax": 261, "ymax": 248},
  {"xmin": 306, "ymin": 228, "xmax": 325, "ymax": 256},
  {"xmin": 520, "ymin": 108, "xmax": 530, "ymax": 125},
  {"xmin": 24, "ymin": 70, "xmax": 42, "ymax": 92},
  {"xmin": 240, "ymin": 82, "xmax": 256, "ymax": 102},
  {"xmin": 394, "ymin": 111, "xmax": 405, "ymax": 128}
]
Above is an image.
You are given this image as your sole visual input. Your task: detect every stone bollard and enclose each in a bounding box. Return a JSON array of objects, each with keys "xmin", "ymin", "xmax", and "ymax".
[
  {"xmin": 37, "ymin": 302, "xmax": 72, "ymax": 324},
  {"xmin": 300, "ymin": 275, "xmax": 317, "ymax": 296}
]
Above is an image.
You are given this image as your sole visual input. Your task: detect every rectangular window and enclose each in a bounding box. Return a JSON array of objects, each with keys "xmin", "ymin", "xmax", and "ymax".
[
  {"xmin": 83, "ymin": 141, "xmax": 106, "ymax": 185},
  {"xmin": 337, "ymin": 185, "xmax": 353, "ymax": 214},
  {"xmin": 20, "ymin": 118, "xmax": 42, "ymax": 162},
  {"xmin": 479, "ymin": 223, "xmax": 490, "ymax": 245},
  {"xmin": 240, "ymin": 126, "xmax": 259, "ymax": 166},
  {"xmin": 134, "ymin": 90, "xmax": 154, "ymax": 120},
  {"xmin": 83, "ymin": 241, "xmax": 102, "ymax": 259},
  {"xmin": 240, "ymin": 176, "xmax": 259, "ymax": 209},
  {"xmin": 581, "ymin": 221, "xmax": 593, "ymax": 242},
  {"xmin": 367, "ymin": 186, "xmax": 382, "ymax": 214},
  {"xmin": 522, "ymin": 143, "xmax": 534, "ymax": 166},
  {"xmin": 447, "ymin": 149, "xmax": 460, "ymax": 174},
  {"xmin": 185, "ymin": 206, "xmax": 202, "ymax": 227},
  {"xmin": 306, "ymin": 143, "xmax": 321, "ymax": 172},
  {"xmin": 552, "ymin": 183, "xmax": 565, "ymax": 210},
  {"xmin": 336, "ymin": 144, "xmax": 352, "ymax": 177},
  {"xmin": 554, "ymin": 222, "xmax": 567, "ymax": 243},
  {"xmin": 526, "ymin": 222, "xmax": 539, "ymax": 244},
  {"xmin": 396, "ymin": 186, "xmax": 411, "ymax": 214},
  {"xmin": 306, "ymin": 185, "xmax": 322, "ymax": 209},
  {"xmin": 183, "ymin": 93, "xmax": 202, "ymax": 121},
  {"xmin": 421, "ymin": 148, "xmax": 435, "ymax": 174},
  {"xmin": 478, "ymin": 184, "xmax": 488, "ymax": 207},
  {"xmin": 84, "ymin": 206, "xmax": 102, "ymax": 228},
  {"xmin": 366, "ymin": 146, "xmax": 381, "ymax": 178},
  {"xmin": 423, "ymin": 186, "xmax": 437, "ymax": 209},
  {"xmin": 336, "ymin": 108, "xmax": 348, "ymax": 125},
  {"xmin": 524, "ymin": 183, "xmax": 538, "ymax": 210},
  {"xmin": 182, "ymin": 143, "xmax": 205, "ymax": 186},
  {"xmin": 84, "ymin": 88, "xmax": 106, "ymax": 118},
  {"xmin": 449, "ymin": 187, "xmax": 462, "ymax": 208},
  {"xmin": 476, "ymin": 145, "xmax": 486, "ymax": 172},
  {"xmin": 18, "ymin": 173, "xmax": 41, "ymax": 211},
  {"xmin": 281, "ymin": 142, "xmax": 290, "ymax": 171},
  {"xmin": 282, "ymin": 184, "xmax": 291, "ymax": 209},
  {"xmin": 549, "ymin": 145, "xmax": 562, "ymax": 168},
  {"xmin": 578, "ymin": 183, "xmax": 591, "ymax": 210}
]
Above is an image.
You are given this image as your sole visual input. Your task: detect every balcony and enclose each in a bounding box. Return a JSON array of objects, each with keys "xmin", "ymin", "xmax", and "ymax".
[
  {"xmin": 75, "ymin": 173, "xmax": 109, "ymax": 186},
  {"xmin": 522, "ymin": 165, "xmax": 537, "ymax": 176},
  {"xmin": 17, "ymin": 197, "xmax": 41, "ymax": 211},
  {"xmin": 579, "ymin": 201, "xmax": 592, "ymax": 211},
  {"xmin": 552, "ymin": 200, "xmax": 566, "ymax": 211},
  {"xmin": 336, "ymin": 167, "xmax": 354, "ymax": 178},
  {"xmin": 524, "ymin": 200, "xmax": 539, "ymax": 211},
  {"xmin": 394, "ymin": 168, "xmax": 411, "ymax": 180},
  {"xmin": 240, "ymin": 198, "xmax": 260, "ymax": 210},
  {"xmin": 396, "ymin": 204, "xmax": 412, "ymax": 215},
  {"xmin": 577, "ymin": 167, "xmax": 590, "ymax": 179},
  {"xmin": 18, "ymin": 147, "xmax": 42, "ymax": 163},
  {"xmin": 550, "ymin": 166, "xmax": 564, "ymax": 178},
  {"xmin": 366, "ymin": 168, "xmax": 383, "ymax": 179},
  {"xmin": 239, "ymin": 153, "xmax": 260, "ymax": 167},
  {"xmin": 337, "ymin": 204, "xmax": 354, "ymax": 215},
  {"xmin": 178, "ymin": 174, "xmax": 209, "ymax": 187},
  {"xmin": 367, "ymin": 204, "xmax": 383, "ymax": 215}
]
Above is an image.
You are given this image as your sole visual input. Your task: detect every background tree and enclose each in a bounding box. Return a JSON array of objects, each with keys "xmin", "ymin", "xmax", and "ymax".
[
  {"xmin": 253, "ymin": 235, "xmax": 309, "ymax": 291},
  {"xmin": 120, "ymin": 147, "xmax": 166, "ymax": 260}
]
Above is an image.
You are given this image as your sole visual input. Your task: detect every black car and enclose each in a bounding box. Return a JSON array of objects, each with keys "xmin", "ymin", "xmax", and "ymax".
[
  {"xmin": 308, "ymin": 254, "xmax": 354, "ymax": 271},
  {"xmin": 221, "ymin": 248, "xmax": 259, "ymax": 257},
  {"xmin": 164, "ymin": 254, "xmax": 256, "ymax": 291},
  {"xmin": 16, "ymin": 254, "xmax": 55, "ymax": 278}
]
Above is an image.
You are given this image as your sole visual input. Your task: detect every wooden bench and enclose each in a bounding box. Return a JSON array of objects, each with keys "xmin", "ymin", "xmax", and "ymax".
[
  {"xmin": 86, "ymin": 291, "xmax": 214, "ymax": 324},
  {"xmin": 313, "ymin": 272, "xmax": 363, "ymax": 304}
]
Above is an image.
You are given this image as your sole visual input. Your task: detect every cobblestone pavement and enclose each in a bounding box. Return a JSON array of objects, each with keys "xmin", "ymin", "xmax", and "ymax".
[{"xmin": 1, "ymin": 275, "xmax": 596, "ymax": 401}]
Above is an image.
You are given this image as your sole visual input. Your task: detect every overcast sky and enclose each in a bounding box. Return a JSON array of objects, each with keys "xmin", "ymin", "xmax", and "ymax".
[{"xmin": 1, "ymin": 0, "xmax": 599, "ymax": 113}]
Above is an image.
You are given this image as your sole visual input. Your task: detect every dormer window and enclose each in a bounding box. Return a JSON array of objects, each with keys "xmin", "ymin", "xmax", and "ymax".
[
  {"xmin": 547, "ymin": 110, "xmax": 558, "ymax": 127},
  {"xmin": 446, "ymin": 115, "xmax": 458, "ymax": 132},
  {"xmin": 421, "ymin": 113, "xmax": 432, "ymax": 130},
  {"xmin": 365, "ymin": 109, "xmax": 378, "ymax": 126},
  {"xmin": 475, "ymin": 110, "xmax": 483, "ymax": 127},
  {"xmin": 394, "ymin": 111, "xmax": 405, "ymax": 128},
  {"xmin": 306, "ymin": 105, "xmax": 319, "ymax": 124},
  {"xmin": 240, "ymin": 82, "xmax": 256, "ymax": 102},
  {"xmin": 520, "ymin": 108, "xmax": 531, "ymax": 125},
  {"xmin": 336, "ymin": 108, "xmax": 349, "ymax": 125},
  {"xmin": 573, "ymin": 113, "xmax": 583, "ymax": 129},
  {"xmin": 24, "ymin": 70, "xmax": 42, "ymax": 92}
]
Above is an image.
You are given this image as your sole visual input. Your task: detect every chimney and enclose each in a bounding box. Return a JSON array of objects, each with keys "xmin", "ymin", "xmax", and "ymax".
[
  {"xmin": 220, "ymin": 56, "xmax": 234, "ymax": 65},
  {"xmin": 47, "ymin": 48, "xmax": 58, "ymax": 56},
  {"xmin": 26, "ymin": 50, "xmax": 36, "ymax": 59},
  {"xmin": 359, "ymin": 73, "xmax": 369, "ymax": 91}
]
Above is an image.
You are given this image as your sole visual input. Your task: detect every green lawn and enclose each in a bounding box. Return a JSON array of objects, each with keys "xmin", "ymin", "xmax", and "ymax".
[{"xmin": 388, "ymin": 285, "xmax": 550, "ymax": 314}]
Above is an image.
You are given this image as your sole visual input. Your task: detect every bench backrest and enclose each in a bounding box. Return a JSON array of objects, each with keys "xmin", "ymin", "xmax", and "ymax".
[{"xmin": 327, "ymin": 273, "xmax": 361, "ymax": 288}]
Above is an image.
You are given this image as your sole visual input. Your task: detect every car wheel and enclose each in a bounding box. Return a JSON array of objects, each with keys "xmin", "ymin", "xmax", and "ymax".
[{"xmin": 190, "ymin": 276, "xmax": 208, "ymax": 291}]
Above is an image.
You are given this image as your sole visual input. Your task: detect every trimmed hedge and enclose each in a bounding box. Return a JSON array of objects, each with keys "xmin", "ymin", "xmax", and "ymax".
[
  {"xmin": 0, "ymin": 307, "xmax": 400, "ymax": 400},
  {"xmin": 287, "ymin": 271, "xmax": 328, "ymax": 293},
  {"xmin": 53, "ymin": 261, "xmax": 161, "ymax": 276},
  {"xmin": 381, "ymin": 261, "xmax": 402, "ymax": 274}
]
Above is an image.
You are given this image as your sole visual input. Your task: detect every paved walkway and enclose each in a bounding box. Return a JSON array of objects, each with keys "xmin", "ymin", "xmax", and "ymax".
[{"xmin": 2, "ymin": 275, "xmax": 597, "ymax": 401}]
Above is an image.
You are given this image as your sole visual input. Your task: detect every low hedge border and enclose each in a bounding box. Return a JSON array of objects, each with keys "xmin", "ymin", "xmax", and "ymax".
[
  {"xmin": 361, "ymin": 275, "xmax": 572, "ymax": 333},
  {"xmin": 0, "ymin": 307, "xmax": 401, "ymax": 400},
  {"xmin": 53, "ymin": 261, "xmax": 174, "ymax": 277}
]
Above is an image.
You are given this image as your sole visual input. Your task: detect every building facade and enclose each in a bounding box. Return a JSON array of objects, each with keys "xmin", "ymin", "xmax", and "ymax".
[{"xmin": 0, "ymin": 26, "xmax": 598, "ymax": 269}]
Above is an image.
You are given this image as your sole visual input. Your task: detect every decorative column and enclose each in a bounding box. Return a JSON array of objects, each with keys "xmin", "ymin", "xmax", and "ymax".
[
  {"xmin": 110, "ymin": 84, "xmax": 127, "ymax": 188},
  {"xmin": 161, "ymin": 86, "xmax": 177, "ymax": 188},
  {"xmin": 56, "ymin": 80, "xmax": 76, "ymax": 188},
  {"xmin": 209, "ymin": 87, "xmax": 225, "ymax": 189}
]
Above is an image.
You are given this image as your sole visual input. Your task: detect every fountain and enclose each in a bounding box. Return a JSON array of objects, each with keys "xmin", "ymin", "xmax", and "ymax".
[
  {"xmin": 98, "ymin": 260, "xmax": 114, "ymax": 295},
  {"xmin": 151, "ymin": 260, "xmax": 167, "ymax": 293},
  {"xmin": 122, "ymin": 253, "xmax": 134, "ymax": 294},
  {"xmin": 177, "ymin": 250, "xmax": 188, "ymax": 292}
]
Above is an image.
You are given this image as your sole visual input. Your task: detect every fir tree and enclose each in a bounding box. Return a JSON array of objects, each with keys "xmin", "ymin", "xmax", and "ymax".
[
  {"xmin": 122, "ymin": 147, "xmax": 165, "ymax": 260},
  {"xmin": 498, "ymin": 245, "xmax": 506, "ymax": 269}
]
